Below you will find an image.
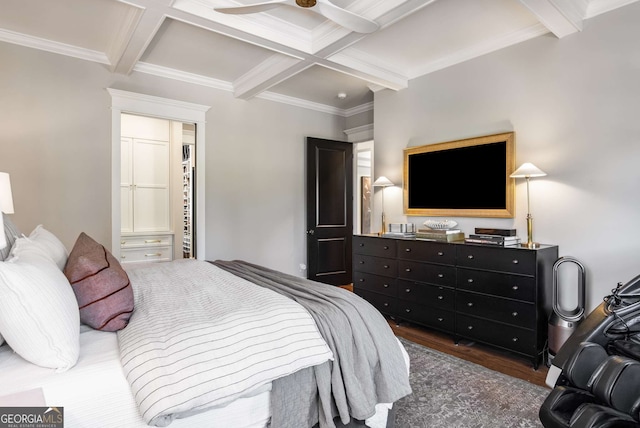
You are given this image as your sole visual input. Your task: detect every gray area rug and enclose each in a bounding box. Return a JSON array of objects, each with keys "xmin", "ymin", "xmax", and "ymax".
[{"xmin": 394, "ymin": 337, "xmax": 549, "ymax": 428}]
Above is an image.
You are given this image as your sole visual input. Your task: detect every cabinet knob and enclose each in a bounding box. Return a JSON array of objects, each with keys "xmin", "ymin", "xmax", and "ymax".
[
  {"xmin": 383, "ymin": 265, "xmax": 389, "ymax": 269},
  {"xmin": 383, "ymin": 283, "xmax": 389, "ymax": 288},
  {"xmin": 467, "ymin": 302, "xmax": 474, "ymax": 307},
  {"xmin": 359, "ymin": 243, "xmax": 364, "ymax": 247},
  {"xmin": 512, "ymin": 285, "xmax": 519, "ymax": 291},
  {"xmin": 468, "ymin": 255, "xmax": 474, "ymax": 259},
  {"xmin": 384, "ymin": 246, "xmax": 389, "ymax": 250},
  {"xmin": 405, "ymin": 248, "xmax": 411, "ymax": 252},
  {"xmin": 512, "ymin": 337, "xmax": 519, "ymax": 342},
  {"xmin": 467, "ymin": 325, "xmax": 473, "ymax": 330},
  {"xmin": 405, "ymin": 288, "xmax": 411, "ymax": 293},
  {"xmin": 512, "ymin": 259, "xmax": 519, "ymax": 264},
  {"xmin": 438, "ymin": 273, "xmax": 444, "ymax": 278},
  {"xmin": 437, "ymin": 251, "xmax": 444, "ymax": 256},
  {"xmin": 405, "ymin": 308, "xmax": 411, "ymax": 313},
  {"xmin": 359, "ymin": 261, "xmax": 365, "ymax": 264},
  {"xmin": 405, "ymin": 268, "xmax": 411, "ymax": 272},
  {"xmin": 437, "ymin": 295, "xmax": 443, "ymax": 300},
  {"xmin": 359, "ymin": 278, "xmax": 365, "ymax": 282},
  {"xmin": 467, "ymin": 278, "xmax": 474, "ymax": 283},
  {"xmin": 437, "ymin": 317, "xmax": 444, "ymax": 322},
  {"xmin": 383, "ymin": 302, "xmax": 389, "ymax": 307},
  {"xmin": 512, "ymin": 312, "xmax": 518, "ymax": 317}
]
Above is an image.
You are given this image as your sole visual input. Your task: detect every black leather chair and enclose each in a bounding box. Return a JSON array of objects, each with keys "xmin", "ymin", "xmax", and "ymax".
[{"xmin": 540, "ymin": 275, "xmax": 640, "ymax": 428}]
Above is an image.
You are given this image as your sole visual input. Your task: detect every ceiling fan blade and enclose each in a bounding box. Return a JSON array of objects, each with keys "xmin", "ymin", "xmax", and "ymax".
[
  {"xmin": 316, "ymin": 0, "xmax": 379, "ymax": 33},
  {"xmin": 213, "ymin": 0, "xmax": 292, "ymax": 15}
]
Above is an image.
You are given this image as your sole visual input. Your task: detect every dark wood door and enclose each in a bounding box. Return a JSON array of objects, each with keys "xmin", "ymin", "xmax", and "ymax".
[{"xmin": 306, "ymin": 137, "xmax": 353, "ymax": 286}]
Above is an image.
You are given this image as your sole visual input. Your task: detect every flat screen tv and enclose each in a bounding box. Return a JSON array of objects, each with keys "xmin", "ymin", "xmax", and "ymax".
[{"xmin": 403, "ymin": 132, "xmax": 515, "ymax": 218}]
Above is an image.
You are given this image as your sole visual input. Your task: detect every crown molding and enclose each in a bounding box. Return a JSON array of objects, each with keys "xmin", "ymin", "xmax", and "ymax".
[
  {"xmin": 586, "ymin": 0, "xmax": 639, "ymax": 17},
  {"xmin": 0, "ymin": 28, "xmax": 110, "ymax": 65},
  {"xmin": 345, "ymin": 102, "xmax": 374, "ymax": 116},
  {"xmin": 344, "ymin": 123, "xmax": 374, "ymax": 142},
  {"xmin": 328, "ymin": 49, "xmax": 408, "ymax": 90}
]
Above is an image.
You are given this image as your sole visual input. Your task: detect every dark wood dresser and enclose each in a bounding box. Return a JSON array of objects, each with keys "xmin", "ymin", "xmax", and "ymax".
[{"xmin": 353, "ymin": 234, "xmax": 558, "ymax": 368}]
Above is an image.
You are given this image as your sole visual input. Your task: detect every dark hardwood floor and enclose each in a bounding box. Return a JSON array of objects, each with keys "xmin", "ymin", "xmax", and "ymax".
[{"xmin": 340, "ymin": 284, "xmax": 549, "ymax": 388}]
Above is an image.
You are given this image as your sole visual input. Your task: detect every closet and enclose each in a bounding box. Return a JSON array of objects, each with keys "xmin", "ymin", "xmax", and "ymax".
[{"xmin": 119, "ymin": 114, "xmax": 195, "ymax": 264}]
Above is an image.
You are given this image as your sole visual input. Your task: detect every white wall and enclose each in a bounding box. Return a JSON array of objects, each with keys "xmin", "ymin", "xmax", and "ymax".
[
  {"xmin": 374, "ymin": 3, "xmax": 640, "ymax": 312},
  {"xmin": 0, "ymin": 42, "xmax": 346, "ymax": 276}
]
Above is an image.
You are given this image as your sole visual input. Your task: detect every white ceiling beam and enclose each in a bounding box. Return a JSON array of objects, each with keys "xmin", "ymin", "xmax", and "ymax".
[
  {"xmin": 233, "ymin": 54, "xmax": 311, "ymax": 100},
  {"xmin": 517, "ymin": 0, "xmax": 588, "ymax": 38},
  {"xmin": 112, "ymin": 0, "xmax": 170, "ymax": 74}
]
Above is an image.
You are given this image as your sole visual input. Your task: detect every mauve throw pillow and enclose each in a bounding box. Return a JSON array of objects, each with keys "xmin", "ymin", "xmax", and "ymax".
[{"xmin": 64, "ymin": 232, "xmax": 134, "ymax": 331}]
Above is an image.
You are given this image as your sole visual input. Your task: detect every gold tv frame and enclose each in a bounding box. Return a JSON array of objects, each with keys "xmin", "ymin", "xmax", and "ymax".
[{"xmin": 403, "ymin": 132, "xmax": 516, "ymax": 218}]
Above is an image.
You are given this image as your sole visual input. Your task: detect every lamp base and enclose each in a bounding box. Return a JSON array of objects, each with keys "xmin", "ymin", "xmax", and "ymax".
[{"xmin": 521, "ymin": 242, "xmax": 541, "ymax": 249}]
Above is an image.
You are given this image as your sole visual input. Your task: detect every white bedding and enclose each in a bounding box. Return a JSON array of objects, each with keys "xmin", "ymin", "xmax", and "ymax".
[{"xmin": 0, "ymin": 327, "xmax": 271, "ymax": 428}]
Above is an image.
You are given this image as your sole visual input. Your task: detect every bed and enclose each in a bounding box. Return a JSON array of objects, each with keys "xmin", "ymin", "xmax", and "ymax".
[{"xmin": 0, "ymin": 215, "xmax": 411, "ymax": 428}]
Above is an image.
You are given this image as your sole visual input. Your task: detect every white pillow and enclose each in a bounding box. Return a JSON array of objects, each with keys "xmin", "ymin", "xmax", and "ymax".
[
  {"xmin": 11, "ymin": 225, "xmax": 69, "ymax": 270},
  {"xmin": 0, "ymin": 250, "xmax": 80, "ymax": 371}
]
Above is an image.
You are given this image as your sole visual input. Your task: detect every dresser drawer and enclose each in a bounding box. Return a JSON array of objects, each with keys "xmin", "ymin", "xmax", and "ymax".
[
  {"xmin": 353, "ymin": 235, "xmax": 397, "ymax": 257},
  {"xmin": 456, "ymin": 314, "xmax": 536, "ymax": 356},
  {"xmin": 353, "ymin": 254, "xmax": 397, "ymax": 277},
  {"xmin": 121, "ymin": 234, "xmax": 173, "ymax": 248},
  {"xmin": 397, "ymin": 301, "xmax": 454, "ymax": 333},
  {"xmin": 354, "ymin": 288, "xmax": 396, "ymax": 316},
  {"xmin": 455, "ymin": 291, "xmax": 536, "ymax": 329},
  {"xmin": 120, "ymin": 246, "xmax": 172, "ymax": 264},
  {"xmin": 397, "ymin": 260, "xmax": 456, "ymax": 287},
  {"xmin": 397, "ymin": 280, "xmax": 454, "ymax": 310},
  {"xmin": 353, "ymin": 272, "xmax": 396, "ymax": 297},
  {"xmin": 456, "ymin": 245, "xmax": 536, "ymax": 275},
  {"xmin": 397, "ymin": 240, "xmax": 455, "ymax": 265},
  {"xmin": 456, "ymin": 268, "xmax": 536, "ymax": 302}
]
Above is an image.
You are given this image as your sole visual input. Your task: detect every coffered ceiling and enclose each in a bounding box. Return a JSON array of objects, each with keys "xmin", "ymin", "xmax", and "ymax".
[{"xmin": 0, "ymin": 0, "xmax": 636, "ymax": 115}]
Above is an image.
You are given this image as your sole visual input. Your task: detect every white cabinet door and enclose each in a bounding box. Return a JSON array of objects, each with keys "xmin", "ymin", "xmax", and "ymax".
[
  {"xmin": 120, "ymin": 137, "xmax": 134, "ymax": 233},
  {"xmin": 132, "ymin": 139, "xmax": 170, "ymax": 232}
]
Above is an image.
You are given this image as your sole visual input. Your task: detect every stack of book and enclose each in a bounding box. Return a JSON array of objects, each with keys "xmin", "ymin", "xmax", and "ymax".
[
  {"xmin": 464, "ymin": 228, "xmax": 521, "ymax": 246},
  {"xmin": 415, "ymin": 228, "xmax": 465, "ymax": 242}
]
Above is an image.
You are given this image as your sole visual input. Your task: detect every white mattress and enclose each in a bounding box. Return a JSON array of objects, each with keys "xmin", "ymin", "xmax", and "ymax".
[{"xmin": 0, "ymin": 326, "xmax": 409, "ymax": 428}]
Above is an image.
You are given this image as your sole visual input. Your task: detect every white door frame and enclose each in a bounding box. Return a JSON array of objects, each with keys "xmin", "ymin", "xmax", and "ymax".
[{"xmin": 108, "ymin": 89, "xmax": 210, "ymax": 260}]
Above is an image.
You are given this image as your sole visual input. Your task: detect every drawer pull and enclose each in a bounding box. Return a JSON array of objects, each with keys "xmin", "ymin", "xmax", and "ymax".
[
  {"xmin": 512, "ymin": 285, "xmax": 519, "ymax": 291},
  {"xmin": 383, "ymin": 302, "xmax": 389, "ymax": 307},
  {"xmin": 467, "ymin": 278, "xmax": 474, "ymax": 283},
  {"xmin": 145, "ymin": 239, "xmax": 162, "ymax": 243},
  {"xmin": 512, "ymin": 259, "xmax": 519, "ymax": 264},
  {"xmin": 359, "ymin": 243, "xmax": 364, "ymax": 247},
  {"xmin": 512, "ymin": 337, "xmax": 519, "ymax": 342},
  {"xmin": 437, "ymin": 273, "xmax": 444, "ymax": 278},
  {"xmin": 359, "ymin": 261, "xmax": 365, "ymax": 264},
  {"xmin": 467, "ymin": 325, "xmax": 473, "ymax": 330},
  {"xmin": 145, "ymin": 253, "xmax": 162, "ymax": 257},
  {"xmin": 405, "ymin": 268, "xmax": 411, "ymax": 272},
  {"xmin": 359, "ymin": 279, "xmax": 365, "ymax": 282},
  {"xmin": 512, "ymin": 312, "xmax": 518, "ymax": 317},
  {"xmin": 121, "ymin": 241, "xmax": 126, "ymax": 245},
  {"xmin": 437, "ymin": 295, "xmax": 443, "ymax": 300},
  {"xmin": 405, "ymin": 308, "xmax": 411, "ymax": 313},
  {"xmin": 384, "ymin": 246, "xmax": 389, "ymax": 250},
  {"xmin": 437, "ymin": 317, "xmax": 444, "ymax": 322},
  {"xmin": 383, "ymin": 284, "xmax": 389, "ymax": 288},
  {"xmin": 467, "ymin": 302, "xmax": 474, "ymax": 307},
  {"xmin": 468, "ymin": 255, "xmax": 474, "ymax": 259},
  {"xmin": 405, "ymin": 248, "xmax": 411, "ymax": 252},
  {"xmin": 437, "ymin": 251, "xmax": 444, "ymax": 256},
  {"xmin": 405, "ymin": 288, "xmax": 411, "ymax": 293},
  {"xmin": 384, "ymin": 265, "xmax": 390, "ymax": 269}
]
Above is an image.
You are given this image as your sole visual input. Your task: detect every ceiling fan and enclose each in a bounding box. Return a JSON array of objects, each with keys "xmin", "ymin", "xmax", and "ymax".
[{"xmin": 213, "ymin": 0, "xmax": 380, "ymax": 34}]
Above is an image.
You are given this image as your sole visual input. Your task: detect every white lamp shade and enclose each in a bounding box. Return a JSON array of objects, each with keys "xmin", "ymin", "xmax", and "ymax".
[
  {"xmin": 510, "ymin": 163, "xmax": 546, "ymax": 178},
  {"xmin": 373, "ymin": 176, "xmax": 394, "ymax": 187},
  {"xmin": 0, "ymin": 172, "xmax": 14, "ymax": 214}
]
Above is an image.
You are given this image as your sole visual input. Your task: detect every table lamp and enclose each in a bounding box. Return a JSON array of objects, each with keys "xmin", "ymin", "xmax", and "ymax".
[
  {"xmin": 0, "ymin": 172, "xmax": 15, "ymax": 250},
  {"xmin": 510, "ymin": 163, "xmax": 546, "ymax": 248},
  {"xmin": 373, "ymin": 176, "xmax": 394, "ymax": 235}
]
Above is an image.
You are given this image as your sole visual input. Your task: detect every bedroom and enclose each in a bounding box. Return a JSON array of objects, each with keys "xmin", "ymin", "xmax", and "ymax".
[{"xmin": 1, "ymin": 0, "xmax": 640, "ymax": 426}]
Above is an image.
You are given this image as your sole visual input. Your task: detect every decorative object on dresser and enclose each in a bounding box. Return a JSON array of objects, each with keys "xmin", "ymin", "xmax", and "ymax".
[
  {"xmin": 510, "ymin": 162, "xmax": 547, "ymax": 248},
  {"xmin": 416, "ymin": 228, "xmax": 465, "ymax": 242},
  {"xmin": 353, "ymin": 234, "xmax": 558, "ymax": 368},
  {"xmin": 0, "ymin": 172, "xmax": 15, "ymax": 250},
  {"xmin": 372, "ymin": 176, "xmax": 394, "ymax": 236},
  {"xmin": 465, "ymin": 234, "xmax": 521, "ymax": 246}
]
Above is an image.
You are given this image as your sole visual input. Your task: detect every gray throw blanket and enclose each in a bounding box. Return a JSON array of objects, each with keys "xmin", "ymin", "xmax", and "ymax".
[{"xmin": 212, "ymin": 260, "xmax": 412, "ymax": 428}]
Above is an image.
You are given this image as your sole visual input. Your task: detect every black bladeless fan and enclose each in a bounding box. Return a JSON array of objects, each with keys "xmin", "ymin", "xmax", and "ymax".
[{"xmin": 547, "ymin": 256, "xmax": 586, "ymax": 366}]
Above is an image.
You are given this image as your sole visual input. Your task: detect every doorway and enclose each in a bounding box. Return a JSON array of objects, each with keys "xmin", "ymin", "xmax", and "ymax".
[{"xmin": 108, "ymin": 89, "xmax": 209, "ymax": 261}]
